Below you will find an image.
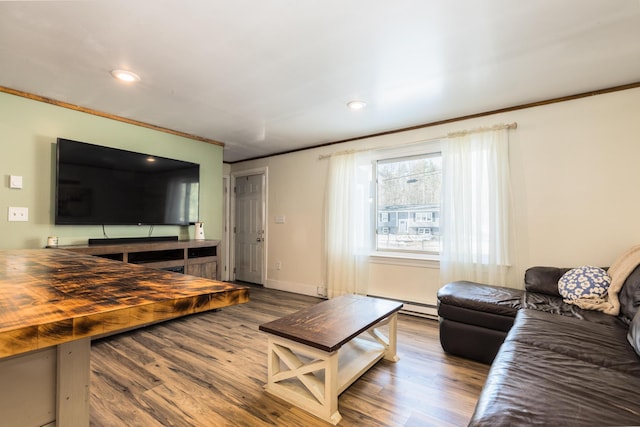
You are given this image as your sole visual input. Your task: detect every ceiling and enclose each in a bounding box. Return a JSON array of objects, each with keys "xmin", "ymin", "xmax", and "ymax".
[{"xmin": 1, "ymin": 1, "xmax": 639, "ymax": 163}]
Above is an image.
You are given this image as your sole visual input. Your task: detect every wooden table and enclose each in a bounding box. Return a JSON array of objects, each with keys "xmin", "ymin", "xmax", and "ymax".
[
  {"xmin": 0, "ymin": 249, "xmax": 249, "ymax": 427},
  {"xmin": 259, "ymin": 294, "xmax": 403, "ymax": 425}
]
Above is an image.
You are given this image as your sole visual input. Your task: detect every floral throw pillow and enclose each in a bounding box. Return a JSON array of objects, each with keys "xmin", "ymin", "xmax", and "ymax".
[{"xmin": 558, "ymin": 266, "xmax": 611, "ymax": 301}]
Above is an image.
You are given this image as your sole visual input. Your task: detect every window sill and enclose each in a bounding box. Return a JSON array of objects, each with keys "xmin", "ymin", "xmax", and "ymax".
[{"xmin": 368, "ymin": 252, "xmax": 440, "ymax": 269}]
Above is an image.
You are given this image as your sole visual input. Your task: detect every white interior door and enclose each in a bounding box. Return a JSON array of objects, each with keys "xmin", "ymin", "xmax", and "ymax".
[{"xmin": 234, "ymin": 174, "xmax": 264, "ymax": 284}]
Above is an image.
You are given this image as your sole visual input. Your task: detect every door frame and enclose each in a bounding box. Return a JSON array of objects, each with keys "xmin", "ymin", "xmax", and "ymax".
[
  {"xmin": 221, "ymin": 175, "xmax": 231, "ymax": 282},
  {"xmin": 230, "ymin": 166, "xmax": 268, "ymax": 283}
]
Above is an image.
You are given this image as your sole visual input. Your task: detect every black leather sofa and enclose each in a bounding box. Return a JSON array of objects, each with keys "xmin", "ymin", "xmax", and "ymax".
[{"xmin": 437, "ymin": 266, "xmax": 640, "ymax": 426}]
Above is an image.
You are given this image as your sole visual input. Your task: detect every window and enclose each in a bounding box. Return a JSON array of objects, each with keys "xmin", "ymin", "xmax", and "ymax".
[
  {"xmin": 415, "ymin": 212, "xmax": 434, "ymax": 223},
  {"xmin": 375, "ymin": 152, "xmax": 441, "ymax": 255}
]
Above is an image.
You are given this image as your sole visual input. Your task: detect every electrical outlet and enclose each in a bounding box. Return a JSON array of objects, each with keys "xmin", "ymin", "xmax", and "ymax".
[
  {"xmin": 275, "ymin": 261, "xmax": 282, "ymax": 270},
  {"xmin": 8, "ymin": 207, "xmax": 28, "ymax": 222}
]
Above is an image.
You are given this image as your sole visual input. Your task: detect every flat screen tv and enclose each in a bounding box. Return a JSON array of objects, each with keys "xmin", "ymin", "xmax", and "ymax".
[{"xmin": 55, "ymin": 138, "xmax": 200, "ymax": 226}]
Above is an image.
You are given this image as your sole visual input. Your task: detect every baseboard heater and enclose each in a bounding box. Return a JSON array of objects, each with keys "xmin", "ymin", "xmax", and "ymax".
[{"xmin": 367, "ymin": 294, "xmax": 438, "ymax": 319}]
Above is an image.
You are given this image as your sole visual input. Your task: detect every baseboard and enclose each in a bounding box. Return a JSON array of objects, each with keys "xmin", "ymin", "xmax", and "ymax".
[{"xmin": 264, "ymin": 278, "xmax": 324, "ymax": 298}]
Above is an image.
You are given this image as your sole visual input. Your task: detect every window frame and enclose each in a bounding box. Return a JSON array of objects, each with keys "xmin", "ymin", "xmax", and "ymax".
[{"xmin": 373, "ymin": 145, "xmax": 442, "ymax": 258}]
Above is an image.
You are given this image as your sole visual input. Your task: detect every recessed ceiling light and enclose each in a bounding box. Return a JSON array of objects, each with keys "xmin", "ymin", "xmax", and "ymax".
[
  {"xmin": 111, "ymin": 69, "xmax": 140, "ymax": 83},
  {"xmin": 347, "ymin": 100, "xmax": 367, "ymax": 110}
]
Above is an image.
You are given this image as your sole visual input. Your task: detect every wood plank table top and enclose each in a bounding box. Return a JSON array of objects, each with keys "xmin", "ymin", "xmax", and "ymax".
[
  {"xmin": 0, "ymin": 249, "xmax": 249, "ymax": 359},
  {"xmin": 259, "ymin": 294, "xmax": 403, "ymax": 352}
]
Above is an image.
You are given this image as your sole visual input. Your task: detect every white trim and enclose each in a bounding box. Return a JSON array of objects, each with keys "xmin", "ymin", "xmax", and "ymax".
[{"xmin": 221, "ymin": 175, "xmax": 230, "ymax": 281}]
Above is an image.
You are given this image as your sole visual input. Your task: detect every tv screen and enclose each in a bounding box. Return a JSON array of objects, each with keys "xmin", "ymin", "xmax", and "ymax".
[{"xmin": 55, "ymin": 138, "xmax": 200, "ymax": 226}]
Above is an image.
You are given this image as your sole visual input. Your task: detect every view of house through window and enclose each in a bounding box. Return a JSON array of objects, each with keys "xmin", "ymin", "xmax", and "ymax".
[{"xmin": 376, "ymin": 153, "xmax": 442, "ymax": 254}]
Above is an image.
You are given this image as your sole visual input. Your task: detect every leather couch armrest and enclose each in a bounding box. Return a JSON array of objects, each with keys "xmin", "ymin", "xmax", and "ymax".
[{"xmin": 524, "ymin": 266, "xmax": 571, "ymax": 297}]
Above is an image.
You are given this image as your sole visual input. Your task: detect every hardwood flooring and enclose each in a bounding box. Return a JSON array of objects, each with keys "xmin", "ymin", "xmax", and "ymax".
[{"xmin": 90, "ymin": 284, "xmax": 489, "ymax": 426}]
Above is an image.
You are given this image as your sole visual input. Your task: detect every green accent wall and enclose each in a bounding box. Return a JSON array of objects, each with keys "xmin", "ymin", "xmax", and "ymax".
[{"xmin": 0, "ymin": 91, "xmax": 223, "ymax": 249}]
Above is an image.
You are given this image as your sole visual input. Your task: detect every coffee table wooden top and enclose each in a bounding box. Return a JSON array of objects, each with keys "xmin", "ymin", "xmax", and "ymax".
[
  {"xmin": 0, "ymin": 249, "xmax": 249, "ymax": 358},
  {"xmin": 259, "ymin": 294, "xmax": 402, "ymax": 352}
]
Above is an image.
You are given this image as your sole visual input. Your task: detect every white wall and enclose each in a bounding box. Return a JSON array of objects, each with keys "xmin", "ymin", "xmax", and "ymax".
[{"xmin": 230, "ymin": 87, "xmax": 640, "ymax": 310}]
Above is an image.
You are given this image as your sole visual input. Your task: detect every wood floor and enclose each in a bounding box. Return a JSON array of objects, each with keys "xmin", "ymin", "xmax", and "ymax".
[{"xmin": 90, "ymin": 284, "xmax": 489, "ymax": 426}]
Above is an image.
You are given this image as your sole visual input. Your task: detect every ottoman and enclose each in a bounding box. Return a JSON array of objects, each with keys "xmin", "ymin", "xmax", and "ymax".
[{"xmin": 437, "ymin": 281, "xmax": 523, "ymax": 364}]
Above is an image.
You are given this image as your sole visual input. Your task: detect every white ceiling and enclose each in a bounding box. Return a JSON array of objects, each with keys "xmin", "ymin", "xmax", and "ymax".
[{"xmin": 1, "ymin": 1, "xmax": 639, "ymax": 163}]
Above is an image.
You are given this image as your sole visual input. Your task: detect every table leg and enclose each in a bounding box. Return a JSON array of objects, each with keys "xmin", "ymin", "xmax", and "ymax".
[
  {"xmin": 57, "ymin": 338, "xmax": 91, "ymax": 427},
  {"xmin": 0, "ymin": 338, "xmax": 90, "ymax": 427},
  {"xmin": 265, "ymin": 337, "xmax": 342, "ymax": 425},
  {"xmin": 385, "ymin": 312, "xmax": 399, "ymax": 362},
  {"xmin": 367, "ymin": 313, "xmax": 400, "ymax": 362}
]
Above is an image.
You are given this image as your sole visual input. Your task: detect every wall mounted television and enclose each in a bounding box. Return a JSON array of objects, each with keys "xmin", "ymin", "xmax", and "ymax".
[{"xmin": 55, "ymin": 138, "xmax": 200, "ymax": 226}]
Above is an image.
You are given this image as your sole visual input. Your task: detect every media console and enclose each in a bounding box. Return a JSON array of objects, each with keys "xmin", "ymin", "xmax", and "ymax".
[{"xmin": 57, "ymin": 239, "xmax": 220, "ymax": 280}]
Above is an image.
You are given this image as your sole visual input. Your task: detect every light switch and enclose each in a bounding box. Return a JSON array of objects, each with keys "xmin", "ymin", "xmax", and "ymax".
[{"xmin": 9, "ymin": 175, "xmax": 23, "ymax": 189}]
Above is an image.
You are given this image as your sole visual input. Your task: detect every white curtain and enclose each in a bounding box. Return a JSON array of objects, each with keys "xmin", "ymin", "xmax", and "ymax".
[
  {"xmin": 440, "ymin": 128, "xmax": 511, "ymax": 286},
  {"xmin": 325, "ymin": 152, "xmax": 371, "ymax": 298}
]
